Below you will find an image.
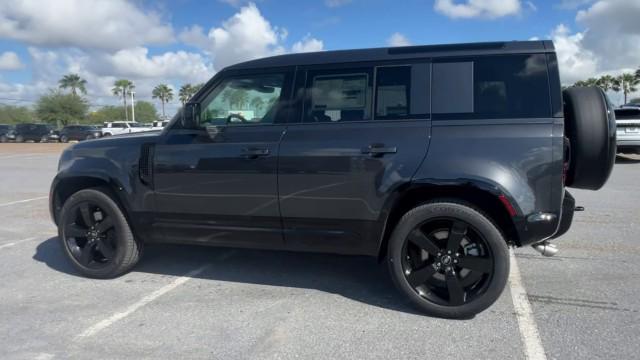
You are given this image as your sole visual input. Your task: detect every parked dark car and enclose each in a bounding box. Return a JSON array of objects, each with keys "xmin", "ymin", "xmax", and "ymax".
[
  {"xmin": 13, "ymin": 123, "xmax": 56, "ymax": 143},
  {"xmin": 59, "ymin": 125, "xmax": 102, "ymax": 143},
  {"xmin": 0, "ymin": 124, "xmax": 14, "ymax": 143},
  {"xmin": 49, "ymin": 41, "xmax": 615, "ymax": 318},
  {"xmin": 614, "ymin": 108, "xmax": 640, "ymax": 154}
]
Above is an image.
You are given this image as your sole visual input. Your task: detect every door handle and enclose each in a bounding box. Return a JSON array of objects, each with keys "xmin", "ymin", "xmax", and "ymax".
[
  {"xmin": 362, "ymin": 144, "xmax": 397, "ymax": 157},
  {"xmin": 241, "ymin": 147, "xmax": 270, "ymax": 159}
]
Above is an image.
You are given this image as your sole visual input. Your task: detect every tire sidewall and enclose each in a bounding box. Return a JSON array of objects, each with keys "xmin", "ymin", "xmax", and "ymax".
[
  {"xmin": 58, "ymin": 189, "xmax": 133, "ymax": 278},
  {"xmin": 387, "ymin": 201, "xmax": 510, "ymax": 318}
]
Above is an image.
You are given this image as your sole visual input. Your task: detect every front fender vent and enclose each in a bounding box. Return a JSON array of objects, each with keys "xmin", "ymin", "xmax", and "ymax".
[{"xmin": 139, "ymin": 143, "xmax": 155, "ymax": 186}]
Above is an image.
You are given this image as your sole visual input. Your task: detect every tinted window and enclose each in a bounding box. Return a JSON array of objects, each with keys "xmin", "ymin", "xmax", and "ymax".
[
  {"xmin": 200, "ymin": 74, "xmax": 285, "ymax": 126},
  {"xmin": 374, "ymin": 64, "xmax": 430, "ymax": 119},
  {"xmin": 304, "ymin": 68, "xmax": 372, "ymax": 122},
  {"xmin": 615, "ymin": 109, "xmax": 640, "ymax": 119},
  {"xmin": 433, "ymin": 54, "xmax": 551, "ymax": 119}
]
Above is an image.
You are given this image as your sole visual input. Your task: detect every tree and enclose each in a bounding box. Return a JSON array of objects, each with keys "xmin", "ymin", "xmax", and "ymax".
[
  {"xmin": 629, "ymin": 97, "xmax": 640, "ymax": 104},
  {"xmin": 250, "ymin": 97, "xmax": 264, "ymax": 114},
  {"xmin": 613, "ymin": 73, "xmax": 639, "ymax": 104},
  {"xmin": 0, "ymin": 105, "xmax": 36, "ymax": 124},
  {"xmin": 178, "ymin": 84, "xmax": 198, "ymax": 105},
  {"xmin": 134, "ymin": 101, "xmax": 160, "ymax": 123},
  {"xmin": 58, "ymin": 74, "xmax": 87, "ymax": 95},
  {"xmin": 152, "ymin": 84, "xmax": 173, "ymax": 118},
  {"xmin": 112, "ymin": 79, "xmax": 134, "ymax": 121},
  {"xmin": 36, "ymin": 91, "xmax": 88, "ymax": 126},
  {"xmin": 597, "ymin": 75, "xmax": 615, "ymax": 92},
  {"xmin": 87, "ymin": 100, "xmax": 159, "ymax": 124},
  {"xmin": 228, "ymin": 89, "xmax": 248, "ymax": 109}
]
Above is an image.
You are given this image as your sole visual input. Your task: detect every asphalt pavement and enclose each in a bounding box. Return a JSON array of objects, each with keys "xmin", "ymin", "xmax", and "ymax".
[{"xmin": 0, "ymin": 143, "xmax": 638, "ymax": 360}]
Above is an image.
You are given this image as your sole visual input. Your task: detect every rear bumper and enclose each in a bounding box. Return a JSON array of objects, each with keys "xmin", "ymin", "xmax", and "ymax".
[
  {"xmin": 550, "ymin": 191, "xmax": 575, "ymax": 240},
  {"xmin": 617, "ymin": 139, "xmax": 640, "ymax": 153},
  {"xmin": 514, "ymin": 190, "xmax": 575, "ymax": 246}
]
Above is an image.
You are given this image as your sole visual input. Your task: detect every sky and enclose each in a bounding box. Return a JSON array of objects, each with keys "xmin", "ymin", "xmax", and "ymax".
[{"xmin": 0, "ymin": 0, "xmax": 639, "ymax": 117}]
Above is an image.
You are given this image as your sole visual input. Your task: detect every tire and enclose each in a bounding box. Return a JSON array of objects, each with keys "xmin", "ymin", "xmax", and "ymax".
[
  {"xmin": 85, "ymin": 135, "xmax": 94, "ymax": 141},
  {"xmin": 15, "ymin": 135, "xmax": 24, "ymax": 143},
  {"xmin": 60, "ymin": 135, "xmax": 69, "ymax": 143},
  {"xmin": 387, "ymin": 200, "xmax": 509, "ymax": 319},
  {"xmin": 58, "ymin": 188, "xmax": 142, "ymax": 278},
  {"xmin": 40, "ymin": 136, "xmax": 48, "ymax": 143},
  {"xmin": 563, "ymin": 87, "xmax": 616, "ymax": 190},
  {"xmin": 0, "ymin": 135, "xmax": 7, "ymax": 143},
  {"xmin": 103, "ymin": 132, "xmax": 112, "ymax": 137}
]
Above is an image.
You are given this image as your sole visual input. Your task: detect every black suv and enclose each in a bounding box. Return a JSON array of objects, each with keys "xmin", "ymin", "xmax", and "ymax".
[
  {"xmin": 50, "ymin": 41, "xmax": 615, "ymax": 318},
  {"xmin": 0, "ymin": 124, "xmax": 13, "ymax": 142},
  {"xmin": 13, "ymin": 123, "xmax": 55, "ymax": 143},
  {"xmin": 59, "ymin": 125, "xmax": 102, "ymax": 143}
]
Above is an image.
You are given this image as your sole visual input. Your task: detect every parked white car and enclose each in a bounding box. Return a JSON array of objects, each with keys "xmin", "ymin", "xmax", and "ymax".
[
  {"xmin": 102, "ymin": 121, "xmax": 148, "ymax": 136},
  {"xmin": 150, "ymin": 120, "xmax": 169, "ymax": 131}
]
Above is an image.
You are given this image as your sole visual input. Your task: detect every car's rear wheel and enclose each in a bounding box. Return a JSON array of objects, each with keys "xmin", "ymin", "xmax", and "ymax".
[
  {"xmin": 15, "ymin": 135, "xmax": 24, "ymax": 143},
  {"xmin": 58, "ymin": 188, "xmax": 142, "ymax": 278},
  {"xmin": 387, "ymin": 201, "xmax": 509, "ymax": 319},
  {"xmin": 60, "ymin": 135, "xmax": 69, "ymax": 143},
  {"xmin": 0, "ymin": 135, "xmax": 7, "ymax": 143},
  {"xmin": 85, "ymin": 134, "xmax": 94, "ymax": 141}
]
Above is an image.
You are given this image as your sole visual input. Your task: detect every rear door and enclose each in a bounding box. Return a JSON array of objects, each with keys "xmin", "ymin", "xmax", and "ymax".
[{"xmin": 277, "ymin": 62, "xmax": 431, "ymax": 255}]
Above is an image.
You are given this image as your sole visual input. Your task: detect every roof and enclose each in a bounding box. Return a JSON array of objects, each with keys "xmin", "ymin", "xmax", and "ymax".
[{"xmin": 227, "ymin": 40, "xmax": 555, "ymax": 71}]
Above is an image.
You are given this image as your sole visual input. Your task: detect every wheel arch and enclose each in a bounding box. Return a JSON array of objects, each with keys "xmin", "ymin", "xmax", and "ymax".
[{"xmin": 376, "ymin": 180, "xmax": 520, "ymax": 261}]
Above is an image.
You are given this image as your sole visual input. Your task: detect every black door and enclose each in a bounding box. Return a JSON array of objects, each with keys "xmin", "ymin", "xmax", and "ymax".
[
  {"xmin": 278, "ymin": 63, "xmax": 432, "ymax": 255},
  {"xmin": 152, "ymin": 68, "xmax": 293, "ymax": 248}
]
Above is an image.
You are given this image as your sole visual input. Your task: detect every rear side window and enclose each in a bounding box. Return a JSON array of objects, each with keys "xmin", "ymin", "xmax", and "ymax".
[
  {"xmin": 304, "ymin": 69, "xmax": 372, "ymax": 122},
  {"xmin": 433, "ymin": 54, "xmax": 551, "ymax": 119},
  {"xmin": 375, "ymin": 64, "xmax": 430, "ymax": 119}
]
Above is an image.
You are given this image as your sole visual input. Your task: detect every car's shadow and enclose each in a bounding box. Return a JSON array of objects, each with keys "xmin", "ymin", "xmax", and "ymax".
[
  {"xmin": 615, "ymin": 155, "xmax": 640, "ymax": 164},
  {"xmin": 33, "ymin": 237, "xmax": 420, "ymax": 315}
]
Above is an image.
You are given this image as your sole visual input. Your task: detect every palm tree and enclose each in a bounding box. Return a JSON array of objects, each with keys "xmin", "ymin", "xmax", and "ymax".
[
  {"xmin": 59, "ymin": 74, "xmax": 87, "ymax": 96},
  {"xmin": 178, "ymin": 84, "xmax": 198, "ymax": 105},
  {"xmin": 112, "ymin": 79, "xmax": 135, "ymax": 121},
  {"xmin": 152, "ymin": 84, "xmax": 174, "ymax": 118},
  {"xmin": 614, "ymin": 73, "xmax": 639, "ymax": 104},
  {"xmin": 597, "ymin": 75, "xmax": 615, "ymax": 92}
]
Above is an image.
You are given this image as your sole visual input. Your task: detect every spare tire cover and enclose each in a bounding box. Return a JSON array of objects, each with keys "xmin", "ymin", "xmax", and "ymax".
[{"xmin": 563, "ymin": 87, "xmax": 616, "ymax": 190}]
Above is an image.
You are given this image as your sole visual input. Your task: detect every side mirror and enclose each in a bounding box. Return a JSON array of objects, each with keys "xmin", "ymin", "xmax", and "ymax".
[{"xmin": 182, "ymin": 102, "xmax": 201, "ymax": 129}]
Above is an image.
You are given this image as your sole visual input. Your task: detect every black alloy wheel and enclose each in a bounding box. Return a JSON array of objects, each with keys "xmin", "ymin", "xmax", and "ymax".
[
  {"xmin": 63, "ymin": 201, "xmax": 117, "ymax": 269},
  {"xmin": 388, "ymin": 201, "xmax": 509, "ymax": 318},
  {"xmin": 59, "ymin": 188, "xmax": 141, "ymax": 278},
  {"xmin": 402, "ymin": 218, "xmax": 494, "ymax": 307}
]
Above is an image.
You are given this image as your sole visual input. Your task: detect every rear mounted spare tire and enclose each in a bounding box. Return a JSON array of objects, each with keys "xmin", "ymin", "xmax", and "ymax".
[{"xmin": 563, "ymin": 87, "xmax": 616, "ymax": 190}]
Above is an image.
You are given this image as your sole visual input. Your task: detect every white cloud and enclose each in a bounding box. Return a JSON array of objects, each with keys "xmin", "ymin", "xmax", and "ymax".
[
  {"xmin": 92, "ymin": 47, "xmax": 214, "ymax": 83},
  {"xmin": 387, "ymin": 32, "xmax": 411, "ymax": 47},
  {"xmin": 434, "ymin": 0, "xmax": 522, "ymax": 19},
  {"xmin": 292, "ymin": 36, "xmax": 324, "ymax": 53},
  {"xmin": 0, "ymin": 0, "xmax": 174, "ymax": 50},
  {"xmin": 575, "ymin": 0, "xmax": 640, "ymax": 72},
  {"xmin": 179, "ymin": 3, "xmax": 324, "ymax": 70},
  {"xmin": 0, "ymin": 51, "xmax": 24, "ymax": 70},
  {"xmin": 325, "ymin": 0, "xmax": 352, "ymax": 8},
  {"xmin": 550, "ymin": 24, "xmax": 598, "ymax": 85}
]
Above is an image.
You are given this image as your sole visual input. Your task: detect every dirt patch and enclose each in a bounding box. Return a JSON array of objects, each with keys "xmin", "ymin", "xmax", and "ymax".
[{"xmin": 0, "ymin": 143, "xmax": 71, "ymax": 155}]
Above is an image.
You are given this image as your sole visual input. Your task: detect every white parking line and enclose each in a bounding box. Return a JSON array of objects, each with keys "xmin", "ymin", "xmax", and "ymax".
[
  {"xmin": 0, "ymin": 196, "xmax": 48, "ymax": 208},
  {"xmin": 509, "ymin": 250, "xmax": 547, "ymax": 360},
  {"xmin": 0, "ymin": 237, "xmax": 37, "ymax": 250},
  {"xmin": 75, "ymin": 251, "xmax": 234, "ymax": 340}
]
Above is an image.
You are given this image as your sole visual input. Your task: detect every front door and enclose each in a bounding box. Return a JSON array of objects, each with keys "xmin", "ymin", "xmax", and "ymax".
[
  {"xmin": 152, "ymin": 69, "xmax": 293, "ymax": 248},
  {"xmin": 278, "ymin": 63, "xmax": 432, "ymax": 255}
]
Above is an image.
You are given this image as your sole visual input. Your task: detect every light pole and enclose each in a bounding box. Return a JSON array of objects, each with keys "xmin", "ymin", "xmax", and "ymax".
[{"xmin": 130, "ymin": 91, "xmax": 136, "ymax": 123}]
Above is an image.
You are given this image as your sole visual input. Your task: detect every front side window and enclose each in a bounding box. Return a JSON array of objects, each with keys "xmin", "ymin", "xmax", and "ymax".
[
  {"xmin": 200, "ymin": 74, "xmax": 285, "ymax": 126},
  {"xmin": 304, "ymin": 69, "xmax": 372, "ymax": 122}
]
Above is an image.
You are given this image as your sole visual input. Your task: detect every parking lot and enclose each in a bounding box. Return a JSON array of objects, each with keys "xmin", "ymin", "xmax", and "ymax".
[{"xmin": 0, "ymin": 143, "xmax": 638, "ymax": 360}]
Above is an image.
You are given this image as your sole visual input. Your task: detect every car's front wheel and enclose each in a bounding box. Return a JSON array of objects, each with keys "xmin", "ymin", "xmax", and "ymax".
[
  {"xmin": 387, "ymin": 200, "xmax": 510, "ymax": 319},
  {"xmin": 58, "ymin": 188, "xmax": 142, "ymax": 278}
]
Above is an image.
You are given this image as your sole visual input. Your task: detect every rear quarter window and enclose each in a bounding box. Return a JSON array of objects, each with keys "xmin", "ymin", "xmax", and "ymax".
[{"xmin": 432, "ymin": 54, "xmax": 551, "ymax": 120}]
